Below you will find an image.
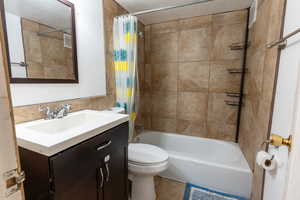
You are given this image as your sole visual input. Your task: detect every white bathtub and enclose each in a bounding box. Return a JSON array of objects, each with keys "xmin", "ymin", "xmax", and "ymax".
[{"xmin": 136, "ymin": 131, "xmax": 253, "ymax": 199}]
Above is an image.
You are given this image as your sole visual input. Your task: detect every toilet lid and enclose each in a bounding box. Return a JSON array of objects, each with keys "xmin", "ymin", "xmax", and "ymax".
[{"xmin": 128, "ymin": 143, "xmax": 168, "ymax": 164}]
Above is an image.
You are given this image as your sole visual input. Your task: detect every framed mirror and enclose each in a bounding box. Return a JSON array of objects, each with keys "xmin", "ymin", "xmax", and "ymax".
[{"xmin": 3, "ymin": 0, "xmax": 78, "ymax": 83}]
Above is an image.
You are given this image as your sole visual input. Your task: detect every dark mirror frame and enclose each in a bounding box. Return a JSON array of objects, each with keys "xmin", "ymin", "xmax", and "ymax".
[{"xmin": 1, "ymin": 0, "xmax": 79, "ymax": 84}]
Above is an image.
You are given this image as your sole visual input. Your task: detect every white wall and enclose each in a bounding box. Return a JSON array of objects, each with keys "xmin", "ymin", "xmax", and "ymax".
[
  {"xmin": 9, "ymin": 0, "xmax": 107, "ymax": 106},
  {"xmin": 5, "ymin": 12, "xmax": 27, "ymax": 78},
  {"xmin": 264, "ymin": 0, "xmax": 300, "ymax": 199}
]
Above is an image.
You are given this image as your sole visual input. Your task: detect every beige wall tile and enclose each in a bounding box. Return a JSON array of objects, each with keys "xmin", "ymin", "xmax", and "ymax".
[
  {"xmin": 142, "ymin": 10, "xmax": 247, "ymax": 141},
  {"xmin": 212, "ymin": 23, "xmax": 246, "ymax": 60},
  {"xmin": 138, "ymin": 37, "xmax": 145, "ymax": 64},
  {"xmin": 151, "ymin": 32, "xmax": 178, "ymax": 63},
  {"xmin": 22, "ymin": 18, "xmax": 75, "ymax": 79},
  {"xmin": 105, "ymin": 52, "xmax": 116, "ymax": 95},
  {"xmin": 176, "ymin": 119, "xmax": 208, "ymax": 137},
  {"xmin": 39, "ymin": 24, "xmax": 64, "ymax": 39},
  {"xmin": 178, "ymin": 62, "xmax": 209, "ymax": 92},
  {"xmin": 251, "ymin": 165, "xmax": 264, "ymax": 200},
  {"xmin": 151, "ymin": 20, "xmax": 178, "ymax": 34},
  {"xmin": 238, "ymin": 0, "xmax": 286, "ymax": 199},
  {"xmin": 151, "ymin": 117, "xmax": 177, "ymax": 133},
  {"xmin": 145, "ymin": 25, "xmax": 151, "ymax": 64},
  {"xmin": 244, "ymin": 48, "xmax": 265, "ymax": 97},
  {"xmin": 23, "ymin": 30, "xmax": 43, "ymax": 63},
  {"xmin": 209, "ymin": 61, "xmax": 242, "ymax": 93},
  {"xmin": 212, "ymin": 10, "xmax": 248, "ymax": 26},
  {"xmin": 22, "ymin": 18, "xmax": 39, "ymax": 32},
  {"xmin": 40, "ymin": 37, "xmax": 66, "ymax": 66},
  {"xmin": 138, "ymin": 63, "xmax": 145, "ymax": 91},
  {"xmin": 26, "ymin": 61, "xmax": 44, "ymax": 78},
  {"xmin": 177, "ymin": 92, "xmax": 208, "ymax": 122},
  {"xmin": 178, "ymin": 15, "xmax": 211, "ymax": 30},
  {"xmin": 144, "ymin": 64, "xmax": 152, "ymax": 91},
  {"xmin": 208, "ymin": 92, "xmax": 238, "ymax": 125},
  {"xmin": 143, "ymin": 114, "xmax": 152, "ymax": 130},
  {"xmin": 178, "ymin": 27, "xmax": 211, "ymax": 61},
  {"xmin": 207, "ymin": 122, "xmax": 236, "ymax": 141},
  {"xmin": 152, "ymin": 63, "xmax": 178, "ymax": 92},
  {"xmin": 252, "ymin": 1, "xmax": 272, "ymax": 49},
  {"xmin": 151, "ymin": 92, "xmax": 177, "ymax": 119},
  {"xmin": 140, "ymin": 92, "xmax": 152, "ymax": 115}
]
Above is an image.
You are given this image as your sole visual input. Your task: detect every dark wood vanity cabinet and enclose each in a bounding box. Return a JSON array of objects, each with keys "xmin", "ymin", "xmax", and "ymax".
[{"xmin": 19, "ymin": 122, "xmax": 129, "ymax": 200}]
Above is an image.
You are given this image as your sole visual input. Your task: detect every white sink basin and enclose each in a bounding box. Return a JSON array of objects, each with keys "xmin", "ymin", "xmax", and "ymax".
[{"xmin": 16, "ymin": 110, "xmax": 129, "ymax": 156}]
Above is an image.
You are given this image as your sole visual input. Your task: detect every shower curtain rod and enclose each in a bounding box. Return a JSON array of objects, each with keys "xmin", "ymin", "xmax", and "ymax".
[{"xmin": 118, "ymin": 0, "xmax": 214, "ymax": 17}]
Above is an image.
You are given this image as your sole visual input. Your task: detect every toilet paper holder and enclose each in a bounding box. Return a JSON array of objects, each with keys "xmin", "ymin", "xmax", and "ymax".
[
  {"xmin": 264, "ymin": 155, "xmax": 275, "ymax": 167},
  {"xmin": 262, "ymin": 134, "xmax": 293, "ymax": 152}
]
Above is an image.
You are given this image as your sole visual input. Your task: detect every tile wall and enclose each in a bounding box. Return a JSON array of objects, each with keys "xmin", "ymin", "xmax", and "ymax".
[
  {"xmin": 21, "ymin": 18, "xmax": 74, "ymax": 79},
  {"xmin": 238, "ymin": 0, "xmax": 286, "ymax": 199},
  {"xmin": 137, "ymin": 10, "xmax": 248, "ymax": 142}
]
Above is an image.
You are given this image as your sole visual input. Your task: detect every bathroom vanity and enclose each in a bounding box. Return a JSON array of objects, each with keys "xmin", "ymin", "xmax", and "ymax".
[{"xmin": 15, "ymin": 110, "xmax": 129, "ymax": 200}]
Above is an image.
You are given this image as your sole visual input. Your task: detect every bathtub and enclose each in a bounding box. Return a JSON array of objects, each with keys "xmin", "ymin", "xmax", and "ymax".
[{"xmin": 136, "ymin": 131, "xmax": 253, "ymax": 199}]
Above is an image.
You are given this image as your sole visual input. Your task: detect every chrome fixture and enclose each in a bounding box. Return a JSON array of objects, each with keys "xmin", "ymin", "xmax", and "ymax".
[
  {"xmin": 229, "ymin": 42, "xmax": 250, "ymax": 51},
  {"xmin": 37, "ymin": 27, "xmax": 71, "ymax": 36},
  {"xmin": 227, "ymin": 68, "xmax": 248, "ymax": 74},
  {"xmin": 10, "ymin": 62, "xmax": 27, "ymax": 67},
  {"xmin": 37, "ymin": 28, "xmax": 71, "ymax": 40},
  {"xmin": 39, "ymin": 106, "xmax": 54, "ymax": 120},
  {"xmin": 117, "ymin": 0, "xmax": 213, "ymax": 17},
  {"xmin": 39, "ymin": 104, "xmax": 71, "ymax": 120},
  {"xmin": 55, "ymin": 104, "xmax": 72, "ymax": 118},
  {"xmin": 226, "ymin": 92, "xmax": 241, "ymax": 98},
  {"xmin": 267, "ymin": 28, "xmax": 300, "ymax": 49},
  {"xmin": 224, "ymin": 100, "xmax": 239, "ymax": 107}
]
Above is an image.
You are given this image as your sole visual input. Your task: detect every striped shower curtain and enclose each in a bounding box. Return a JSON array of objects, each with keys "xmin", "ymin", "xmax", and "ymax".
[{"xmin": 113, "ymin": 15, "xmax": 138, "ymax": 139}]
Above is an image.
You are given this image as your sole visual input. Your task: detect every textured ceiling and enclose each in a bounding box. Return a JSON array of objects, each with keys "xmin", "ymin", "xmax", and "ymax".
[{"xmin": 115, "ymin": 0, "xmax": 253, "ymax": 24}]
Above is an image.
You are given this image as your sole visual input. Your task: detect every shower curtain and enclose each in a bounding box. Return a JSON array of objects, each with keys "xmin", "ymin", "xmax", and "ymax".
[{"xmin": 113, "ymin": 15, "xmax": 138, "ymax": 140}]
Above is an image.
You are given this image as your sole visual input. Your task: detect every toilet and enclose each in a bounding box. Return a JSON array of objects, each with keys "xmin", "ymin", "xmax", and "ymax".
[{"xmin": 128, "ymin": 143, "xmax": 169, "ymax": 200}]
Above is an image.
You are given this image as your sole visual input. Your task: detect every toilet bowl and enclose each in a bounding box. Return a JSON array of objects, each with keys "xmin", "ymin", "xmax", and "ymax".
[{"xmin": 128, "ymin": 143, "xmax": 169, "ymax": 200}]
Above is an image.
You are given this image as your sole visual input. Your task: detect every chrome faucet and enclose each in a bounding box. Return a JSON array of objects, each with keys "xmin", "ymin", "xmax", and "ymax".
[
  {"xmin": 55, "ymin": 104, "xmax": 71, "ymax": 119},
  {"xmin": 39, "ymin": 106, "xmax": 55, "ymax": 120},
  {"xmin": 39, "ymin": 104, "xmax": 71, "ymax": 120}
]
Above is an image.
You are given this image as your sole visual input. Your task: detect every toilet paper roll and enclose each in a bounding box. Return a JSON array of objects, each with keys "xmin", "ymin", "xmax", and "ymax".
[{"xmin": 256, "ymin": 151, "xmax": 277, "ymax": 171}]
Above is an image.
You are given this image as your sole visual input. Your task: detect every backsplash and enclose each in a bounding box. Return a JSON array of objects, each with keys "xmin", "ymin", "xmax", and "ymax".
[
  {"xmin": 13, "ymin": 0, "xmax": 146, "ymax": 124},
  {"xmin": 137, "ymin": 10, "xmax": 248, "ymax": 142},
  {"xmin": 13, "ymin": 96, "xmax": 115, "ymax": 123}
]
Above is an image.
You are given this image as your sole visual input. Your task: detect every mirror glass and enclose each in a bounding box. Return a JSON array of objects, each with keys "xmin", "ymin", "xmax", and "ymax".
[{"xmin": 4, "ymin": 0, "xmax": 78, "ymax": 83}]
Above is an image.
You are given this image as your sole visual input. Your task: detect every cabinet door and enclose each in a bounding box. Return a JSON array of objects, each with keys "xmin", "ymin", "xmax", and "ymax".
[
  {"xmin": 103, "ymin": 123, "xmax": 129, "ymax": 200},
  {"xmin": 50, "ymin": 132, "xmax": 112, "ymax": 200}
]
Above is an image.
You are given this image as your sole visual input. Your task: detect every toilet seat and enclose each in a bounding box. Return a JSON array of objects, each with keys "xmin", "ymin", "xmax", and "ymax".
[
  {"xmin": 129, "ymin": 159, "xmax": 168, "ymax": 167},
  {"xmin": 128, "ymin": 159, "xmax": 169, "ymax": 176},
  {"xmin": 128, "ymin": 143, "xmax": 169, "ymax": 165},
  {"xmin": 128, "ymin": 143, "xmax": 169, "ymax": 200}
]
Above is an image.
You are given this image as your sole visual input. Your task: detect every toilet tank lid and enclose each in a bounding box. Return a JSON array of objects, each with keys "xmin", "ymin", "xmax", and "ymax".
[{"xmin": 128, "ymin": 143, "xmax": 168, "ymax": 164}]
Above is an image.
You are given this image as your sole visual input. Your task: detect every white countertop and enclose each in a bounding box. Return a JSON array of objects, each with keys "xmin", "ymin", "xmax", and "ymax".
[{"xmin": 15, "ymin": 110, "xmax": 129, "ymax": 156}]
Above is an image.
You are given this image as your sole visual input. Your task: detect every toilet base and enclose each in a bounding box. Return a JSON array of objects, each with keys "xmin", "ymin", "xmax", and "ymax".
[{"xmin": 130, "ymin": 174, "xmax": 156, "ymax": 200}]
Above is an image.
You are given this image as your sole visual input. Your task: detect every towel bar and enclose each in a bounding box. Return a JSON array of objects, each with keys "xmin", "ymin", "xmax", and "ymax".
[{"xmin": 267, "ymin": 28, "xmax": 300, "ymax": 49}]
